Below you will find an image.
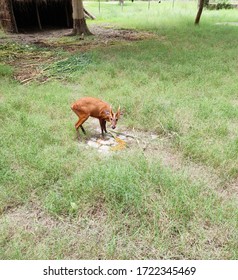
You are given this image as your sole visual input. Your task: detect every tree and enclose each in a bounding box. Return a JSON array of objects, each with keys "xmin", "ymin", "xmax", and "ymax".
[
  {"xmin": 195, "ymin": 0, "xmax": 205, "ymax": 25},
  {"xmin": 71, "ymin": 0, "xmax": 92, "ymax": 35}
]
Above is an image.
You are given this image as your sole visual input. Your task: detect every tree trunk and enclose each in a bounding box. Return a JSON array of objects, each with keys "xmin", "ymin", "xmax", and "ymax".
[
  {"xmin": 195, "ymin": 0, "xmax": 205, "ymax": 25},
  {"xmin": 71, "ymin": 0, "xmax": 92, "ymax": 35}
]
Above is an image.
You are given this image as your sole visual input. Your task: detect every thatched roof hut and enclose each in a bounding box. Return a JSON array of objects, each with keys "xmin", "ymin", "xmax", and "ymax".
[{"xmin": 0, "ymin": 0, "xmax": 73, "ymax": 33}]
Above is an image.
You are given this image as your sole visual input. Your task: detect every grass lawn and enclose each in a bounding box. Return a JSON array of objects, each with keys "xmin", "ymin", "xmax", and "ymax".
[{"xmin": 0, "ymin": 1, "xmax": 238, "ymax": 259}]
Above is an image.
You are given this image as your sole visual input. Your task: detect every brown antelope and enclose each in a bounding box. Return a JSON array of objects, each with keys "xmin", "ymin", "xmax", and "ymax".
[{"xmin": 71, "ymin": 97, "xmax": 121, "ymax": 137}]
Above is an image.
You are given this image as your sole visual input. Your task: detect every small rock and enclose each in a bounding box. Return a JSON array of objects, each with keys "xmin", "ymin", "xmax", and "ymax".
[
  {"xmin": 118, "ymin": 135, "xmax": 127, "ymax": 140},
  {"xmin": 98, "ymin": 145, "xmax": 110, "ymax": 153},
  {"xmin": 95, "ymin": 128, "xmax": 101, "ymax": 133},
  {"xmin": 97, "ymin": 139, "xmax": 111, "ymax": 146},
  {"xmin": 151, "ymin": 134, "xmax": 158, "ymax": 140},
  {"xmin": 107, "ymin": 138, "xmax": 116, "ymax": 145},
  {"xmin": 87, "ymin": 140, "xmax": 100, "ymax": 148}
]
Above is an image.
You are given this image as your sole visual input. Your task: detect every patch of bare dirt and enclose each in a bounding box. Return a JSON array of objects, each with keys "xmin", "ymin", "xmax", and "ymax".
[
  {"xmin": 1, "ymin": 202, "xmax": 59, "ymax": 231},
  {"xmin": 225, "ymin": 177, "xmax": 238, "ymax": 196},
  {"xmin": 2, "ymin": 24, "xmax": 158, "ymax": 49}
]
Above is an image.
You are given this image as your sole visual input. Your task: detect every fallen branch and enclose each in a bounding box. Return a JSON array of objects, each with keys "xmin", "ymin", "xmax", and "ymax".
[
  {"xmin": 84, "ymin": 8, "xmax": 96, "ymax": 20},
  {"xmin": 107, "ymin": 130, "xmax": 138, "ymax": 139},
  {"xmin": 107, "ymin": 130, "xmax": 116, "ymax": 139},
  {"xmin": 20, "ymin": 76, "xmax": 36, "ymax": 84}
]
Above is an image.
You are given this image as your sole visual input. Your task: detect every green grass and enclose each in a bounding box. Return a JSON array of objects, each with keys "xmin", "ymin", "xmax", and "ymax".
[
  {"xmin": 0, "ymin": 63, "xmax": 13, "ymax": 77},
  {"xmin": 0, "ymin": 1, "xmax": 238, "ymax": 259},
  {"xmin": 79, "ymin": 8, "xmax": 238, "ymax": 177}
]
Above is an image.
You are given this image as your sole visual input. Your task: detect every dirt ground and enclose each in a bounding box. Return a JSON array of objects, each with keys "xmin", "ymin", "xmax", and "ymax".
[{"xmin": 2, "ymin": 24, "xmax": 157, "ymax": 49}]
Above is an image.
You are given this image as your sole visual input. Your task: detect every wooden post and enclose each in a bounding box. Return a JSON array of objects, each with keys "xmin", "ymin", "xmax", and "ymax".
[
  {"xmin": 35, "ymin": 0, "xmax": 42, "ymax": 30},
  {"xmin": 9, "ymin": 0, "xmax": 18, "ymax": 33},
  {"xmin": 65, "ymin": 2, "xmax": 70, "ymax": 27}
]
